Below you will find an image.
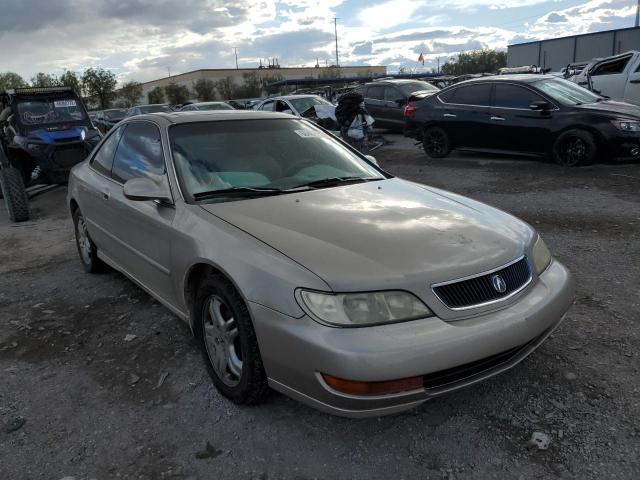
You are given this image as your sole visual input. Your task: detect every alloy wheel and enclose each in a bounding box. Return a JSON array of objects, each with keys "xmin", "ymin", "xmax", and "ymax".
[
  {"xmin": 425, "ymin": 131, "xmax": 446, "ymax": 155},
  {"xmin": 202, "ymin": 295, "xmax": 243, "ymax": 387},
  {"xmin": 561, "ymin": 137, "xmax": 587, "ymax": 166},
  {"xmin": 76, "ymin": 215, "xmax": 92, "ymax": 265}
]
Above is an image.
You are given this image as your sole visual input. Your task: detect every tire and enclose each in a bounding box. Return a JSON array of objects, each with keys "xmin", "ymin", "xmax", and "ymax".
[
  {"xmin": 194, "ymin": 274, "xmax": 269, "ymax": 405},
  {"xmin": 0, "ymin": 167, "xmax": 29, "ymax": 222},
  {"xmin": 422, "ymin": 126, "xmax": 451, "ymax": 158},
  {"xmin": 552, "ymin": 129, "xmax": 597, "ymax": 166},
  {"xmin": 72, "ymin": 208, "xmax": 105, "ymax": 273}
]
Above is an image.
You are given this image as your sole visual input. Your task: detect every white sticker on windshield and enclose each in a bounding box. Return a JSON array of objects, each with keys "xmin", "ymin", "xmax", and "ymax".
[
  {"xmin": 54, "ymin": 100, "xmax": 77, "ymax": 108},
  {"xmin": 295, "ymin": 129, "xmax": 320, "ymax": 138}
]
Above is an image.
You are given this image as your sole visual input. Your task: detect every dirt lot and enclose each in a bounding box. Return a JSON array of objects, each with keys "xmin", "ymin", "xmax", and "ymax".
[{"xmin": 1, "ymin": 136, "xmax": 639, "ymax": 480}]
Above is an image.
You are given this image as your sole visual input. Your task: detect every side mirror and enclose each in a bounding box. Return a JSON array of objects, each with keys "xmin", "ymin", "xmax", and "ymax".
[
  {"xmin": 364, "ymin": 154, "xmax": 379, "ymax": 166},
  {"xmin": 529, "ymin": 101, "xmax": 552, "ymax": 111},
  {"xmin": 123, "ymin": 176, "xmax": 172, "ymax": 204}
]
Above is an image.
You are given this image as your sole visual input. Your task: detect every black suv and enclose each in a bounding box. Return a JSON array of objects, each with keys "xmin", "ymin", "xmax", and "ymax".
[
  {"xmin": 404, "ymin": 75, "xmax": 640, "ymax": 166},
  {"xmin": 94, "ymin": 108, "xmax": 128, "ymax": 134},
  {"xmin": 0, "ymin": 86, "xmax": 101, "ymax": 221},
  {"xmin": 353, "ymin": 79, "xmax": 439, "ymax": 130}
]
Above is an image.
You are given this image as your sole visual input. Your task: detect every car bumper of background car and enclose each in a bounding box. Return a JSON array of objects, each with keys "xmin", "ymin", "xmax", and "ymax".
[{"xmin": 250, "ymin": 260, "xmax": 573, "ymax": 418}]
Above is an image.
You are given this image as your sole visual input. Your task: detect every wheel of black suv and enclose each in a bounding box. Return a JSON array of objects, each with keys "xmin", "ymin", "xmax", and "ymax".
[
  {"xmin": 422, "ymin": 126, "xmax": 451, "ymax": 158},
  {"xmin": 553, "ymin": 129, "xmax": 597, "ymax": 166},
  {"xmin": 0, "ymin": 167, "xmax": 29, "ymax": 222},
  {"xmin": 195, "ymin": 274, "xmax": 269, "ymax": 405},
  {"xmin": 72, "ymin": 208, "xmax": 105, "ymax": 273}
]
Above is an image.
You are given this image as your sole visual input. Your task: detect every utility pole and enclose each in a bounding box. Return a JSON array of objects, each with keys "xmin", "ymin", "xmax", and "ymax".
[
  {"xmin": 636, "ymin": 0, "xmax": 639, "ymax": 27},
  {"xmin": 233, "ymin": 48, "xmax": 239, "ymax": 69},
  {"xmin": 334, "ymin": 17, "xmax": 339, "ymax": 67},
  {"xmin": 167, "ymin": 66, "xmax": 171, "ymax": 77}
]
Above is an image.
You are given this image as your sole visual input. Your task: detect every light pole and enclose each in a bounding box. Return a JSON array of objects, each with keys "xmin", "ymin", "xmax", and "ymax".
[
  {"xmin": 636, "ymin": 0, "xmax": 639, "ymax": 27},
  {"xmin": 334, "ymin": 18, "xmax": 339, "ymax": 67},
  {"xmin": 233, "ymin": 48, "xmax": 239, "ymax": 69}
]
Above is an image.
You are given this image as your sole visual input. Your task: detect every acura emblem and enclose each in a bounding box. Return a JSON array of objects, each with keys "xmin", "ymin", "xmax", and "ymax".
[{"xmin": 491, "ymin": 274, "xmax": 507, "ymax": 293}]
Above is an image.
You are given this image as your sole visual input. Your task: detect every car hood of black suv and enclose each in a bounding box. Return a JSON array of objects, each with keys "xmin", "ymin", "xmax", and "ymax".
[{"xmin": 574, "ymin": 100, "xmax": 640, "ymax": 119}]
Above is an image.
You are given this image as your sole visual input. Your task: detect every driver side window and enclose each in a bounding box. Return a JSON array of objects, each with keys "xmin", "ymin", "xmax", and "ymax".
[
  {"xmin": 111, "ymin": 122, "xmax": 165, "ymax": 184},
  {"xmin": 259, "ymin": 101, "xmax": 274, "ymax": 111}
]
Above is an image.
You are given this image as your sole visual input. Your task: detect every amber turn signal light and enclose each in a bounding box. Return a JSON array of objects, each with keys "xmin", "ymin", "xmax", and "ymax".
[{"xmin": 321, "ymin": 373, "xmax": 423, "ymax": 396}]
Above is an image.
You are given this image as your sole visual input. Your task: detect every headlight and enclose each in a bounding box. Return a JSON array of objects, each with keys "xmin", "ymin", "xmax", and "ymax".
[
  {"xmin": 611, "ymin": 120, "xmax": 640, "ymax": 132},
  {"xmin": 299, "ymin": 290, "xmax": 432, "ymax": 327},
  {"xmin": 531, "ymin": 235, "xmax": 552, "ymax": 274}
]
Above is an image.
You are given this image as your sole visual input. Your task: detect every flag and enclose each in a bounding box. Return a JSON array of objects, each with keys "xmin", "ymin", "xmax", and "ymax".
[{"xmin": 418, "ymin": 53, "xmax": 424, "ymax": 65}]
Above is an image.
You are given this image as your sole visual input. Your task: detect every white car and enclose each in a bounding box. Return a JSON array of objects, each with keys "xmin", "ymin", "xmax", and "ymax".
[{"xmin": 253, "ymin": 95, "xmax": 333, "ymax": 116}]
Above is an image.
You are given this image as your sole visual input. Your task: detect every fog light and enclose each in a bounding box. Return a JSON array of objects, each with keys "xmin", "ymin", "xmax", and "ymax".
[
  {"xmin": 630, "ymin": 146, "xmax": 640, "ymax": 157},
  {"xmin": 321, "ymin": 373, "xmax": 423, "ymax": 396}
]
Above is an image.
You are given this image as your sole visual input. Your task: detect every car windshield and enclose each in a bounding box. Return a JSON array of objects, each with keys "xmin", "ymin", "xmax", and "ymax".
[
  {"xmin": 288, "ymin": 96, "xmax": 332, "ymax": 114},
  {"xmin": 533, "ymin": 78, "xmax": 601, "ymax": 105},
  {"xmin": 140, "ymin": 105, "xmax": 172, "ymax": 113},
  {"xmin": 16, "ymin": 97, "xmax": 86, "ymax": 126},
  {"xmin": 169, "ymin": 119, "xmax": 384, "ymax": 202},
  {"xmin": 397, "ymin": 81, "xmax": 439, "ymax": 95},
  {"xmin": 104, "ymin": 109, "xmax": 127, "ymax": 120},
  {"xmin": 197, "ymin": 103, "xmax": 234, "ymax": 111}
]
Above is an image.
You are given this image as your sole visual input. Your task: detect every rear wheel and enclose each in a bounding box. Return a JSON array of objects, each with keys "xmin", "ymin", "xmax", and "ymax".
[
  {"xmin": 195, "ymin": 274, "xmax": 269, "ymax": 405},
  {"xmin": 422, "ymin": 127, "xmax": 451, "ymax": 158},
  {"xmin": 553, "ymin": 129, "xmax": 597, "ymax": 166},
  {"xmin": 0, "ymin": 167, "xmax": 29, "ymax": 222}
]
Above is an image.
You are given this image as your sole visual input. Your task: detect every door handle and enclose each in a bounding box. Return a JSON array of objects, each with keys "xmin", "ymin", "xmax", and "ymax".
[
  {"xmin": 630, "ymin": 79, "xmax": 640, "ymax": 84},
  {"xmin": 102, "ymin": 191, "xmax": 110, "ymax": 200},
  {"xmin": 443, "ymin": 113, "xmax": 456, "ymax": 118},
  {"xmin": 490, "ymin": 116, "xmax": 505, "ymax": 121}
]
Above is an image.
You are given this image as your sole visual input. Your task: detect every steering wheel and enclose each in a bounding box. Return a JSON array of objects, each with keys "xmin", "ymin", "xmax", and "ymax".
[{"xmin": 283, "ymin": 159, "xmax": 317, "ymax": 177}]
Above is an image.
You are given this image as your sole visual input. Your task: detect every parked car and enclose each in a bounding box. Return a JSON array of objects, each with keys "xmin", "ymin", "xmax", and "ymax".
[
  {"xmin": 404, "ymin": 75, "xmax": 640, "ymax": 166},
  {"xmin": 353, "ymin": 79, "xmax": 439, "ymax": 130},
  {"xmin": 125, "ymin": 104, "xmax": 172, "ymax": 117},
  {"xmin": 67, "ymin": 110, "xmax": 573, "ymax": 417},
  {"xmin": 0, "ymin": 86, "xmax": 101, "ymax": 222},
  {"xmin": 94, "ymin": 108, "xmax": 128, "ymax": 134},
  {"xmin": 568, "ymin": 51, "xmax": 640, "ymax": 106},
  {"xmin": 253, "ymin": 95, "xmax": 333, "ymax": 116},
  {"xmin": 179, "ymin": 101, "xmax": 234, "ymax": 112}
]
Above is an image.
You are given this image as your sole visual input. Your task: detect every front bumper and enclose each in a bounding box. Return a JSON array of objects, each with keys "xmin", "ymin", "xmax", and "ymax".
[
  {"xmin": 607, "ymin": 131, "xmax": 640, "ymax": 162},
  {"xmin": 250, "ymin": 260, "xmax": 574, "ymax": 418}
]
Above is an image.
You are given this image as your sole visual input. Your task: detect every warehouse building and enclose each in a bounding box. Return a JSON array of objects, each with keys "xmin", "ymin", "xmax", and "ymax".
[
  {"xmin": 139, "ymin": 65, "xmax": 387, "ymax": 101},
  {"xmin": 507, "ymin": 27, "xmax": 640, "ymax": 71}
]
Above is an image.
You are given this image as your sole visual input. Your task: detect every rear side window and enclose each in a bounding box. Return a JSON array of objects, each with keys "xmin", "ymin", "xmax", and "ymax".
[
  {"xmin": 442, "ymin": 84, "xmax": 492, "ymax": 106},
  {"xmin": 494, "ymin": 84, "xmax": 544, "ymax": 109},
  {"xmin": 90, "ymin": 125, "xmax": 125, "ymax": 176},
  {"xmin": 259, "ymin": 101, "xmax": 274, "ymax": 111},
  {"xmin": 112, "ymin": 122, "xmax": 165, "ymax": 183},
  {"xmin": 592, "ymin": 56, "xmax": 631, "ymax": 76},
  {"xmin": 384, "ymin": 87, "xmax": 404, "ymax": 102},
  {"xmin": 367, "ymin": 86, "xmax": 385, "ymax": 100}
]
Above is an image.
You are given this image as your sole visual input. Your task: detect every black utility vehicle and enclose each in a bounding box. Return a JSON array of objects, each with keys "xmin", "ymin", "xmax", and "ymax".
[
  {"xmin": 404, "ymin": 75, "xmax": 640, "ymax": 166},
  {"xmin": 0, "ymin": 86, "xmax": 101, "ymax": 221},
  {"xmin": 353, "ymin": 79, "xmax": 439, "ymax": 130}
]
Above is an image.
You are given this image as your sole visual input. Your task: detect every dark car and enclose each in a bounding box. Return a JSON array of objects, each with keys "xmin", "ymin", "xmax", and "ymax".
[
  {"xmin": 354, "ymin": 80, "xmax": 439, "ymax": 130},
  {"xmin": 404, "ymin": 75, "xmax": 640, "ymax": 166},
  {"xmin": 0, "ymin": 86, "xmax": 101, "ymax": 221},
  {"xmin": 125, "ymin": 104, "xmax": 172, "ymax": 117},
  {"xmin": 94, "ymin": 108, "xmax": 128, "ymax": 134}
]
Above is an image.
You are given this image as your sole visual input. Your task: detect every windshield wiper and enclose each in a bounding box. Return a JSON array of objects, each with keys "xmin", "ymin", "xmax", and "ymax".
[
  {"xmin": 287, "ymin": 176, "xmax": 382, "ymax": 190},
  {"xmin": 193, "ymin": 186, "xmax": 284, "ymax": 200}
]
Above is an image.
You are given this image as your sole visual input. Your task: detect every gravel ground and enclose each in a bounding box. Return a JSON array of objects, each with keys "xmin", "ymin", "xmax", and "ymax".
[{"xmin": 1, "ymin": 135, "xmax": 639, "ymax": 480}]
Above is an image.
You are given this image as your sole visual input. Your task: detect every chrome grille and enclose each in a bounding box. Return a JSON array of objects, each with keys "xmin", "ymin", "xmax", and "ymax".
[{"xmin": 433, "ymin": 257, "xmax": 531, "ymax": 310}]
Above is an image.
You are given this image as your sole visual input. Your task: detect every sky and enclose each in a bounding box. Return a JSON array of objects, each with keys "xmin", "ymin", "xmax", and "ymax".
[{"xmin": 0, "ymin": 0, "xmax": 637, "ymax": 84}]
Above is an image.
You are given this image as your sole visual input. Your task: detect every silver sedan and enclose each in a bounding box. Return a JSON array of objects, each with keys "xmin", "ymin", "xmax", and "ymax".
[{"xmin": 67, "ymin": 110, "xmax": 574, "ymax": 417}]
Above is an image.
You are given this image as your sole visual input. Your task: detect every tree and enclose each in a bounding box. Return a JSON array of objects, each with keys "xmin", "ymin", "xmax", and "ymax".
[
  {"xmin": 233, "ymin": 73, "xmax": 262, "ymax": 98},
  {"xmin": 82, "ymin": 67, "xmax": 117, "ymax": 109},
  {"xmin": 193, "ymin": 78, "xmax": 216, "ymax": 101},
  {"xmin": 148, "ymin": 86, "xmax": 165, "ymax": 104},
  {"xmin": 214, "ymin": 76, "xmax": 235, "ymax": 100},
  {"xmin": 120, "ymin": 81, "xmax": 143, "ymax": 107},
  {"xmin": 164, "ymin": 82, "xmax": 190, "ymax": 105},
  {"xmin": 31, "ymin": 72, "xmax": 59, "ymax": 87},
  {"xmin": 0, "ymin": 72, "xmax": 28, "ymax": 91},
  {"xmin": 59, "ymin": 70, "xmax": 81, "ymax": 95},
  {"xmin": 441, "ymin": 49, "xmax": 507, "ymax": 76}
]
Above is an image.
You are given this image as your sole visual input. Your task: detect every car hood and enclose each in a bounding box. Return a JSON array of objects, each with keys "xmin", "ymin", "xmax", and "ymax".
[
  {"xmin": 574, "ymin": 100, "xmax": 640, "ymax": 118},
  {"xmin": 201, "ymin": 178, "xmax": 534, "ymax": 291}
]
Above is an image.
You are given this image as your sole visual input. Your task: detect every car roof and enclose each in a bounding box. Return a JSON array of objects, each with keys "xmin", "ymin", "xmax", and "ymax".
[
  {"xmin": 459, "ymin": 74, "xmax": 553, "ymax": 84},
  {"xmin": 364, "ymin": 79, "xmax": 429, "ymax": 86},
  {"xmin": 127, "ymin": 110, "xmax": 296, "ymax": 125},
  {"xmin": 262, "ymin": 94, "xmax": 323, "ymax": 101}
]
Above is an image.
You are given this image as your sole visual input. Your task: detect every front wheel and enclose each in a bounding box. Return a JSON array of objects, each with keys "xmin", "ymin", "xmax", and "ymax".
[
  {"xmin": 0, "ymin": 167, "xmax": 29, "ymax": 222},
  {"xmin": 552, "ymin": 129, "xmax": 597, "ymax": 166},
  {"xmin": 72, "ymin": 208, "xmax": 106, "ymax": 273},
  {"xmin": 422, "ymin": 127, "xmax": 451, "ymax": 158},
  {"xmin": 195, "ymin": 274, "xmax": 269, "ymax": 405}
]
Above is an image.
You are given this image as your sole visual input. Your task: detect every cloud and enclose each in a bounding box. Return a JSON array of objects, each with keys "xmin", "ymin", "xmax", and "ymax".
[
  {"xmin": 546, "ymin": 13, "xmax": 568, "ymax": 23},
  {"xmin": 358, "ymin": 0, "xmax": 425, "ymax": 30}
]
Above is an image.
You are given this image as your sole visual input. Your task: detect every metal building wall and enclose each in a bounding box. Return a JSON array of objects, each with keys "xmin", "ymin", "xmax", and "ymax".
[{"xmin": 507, "ymin": 27, "xmax": 640, "ymax": 70}]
